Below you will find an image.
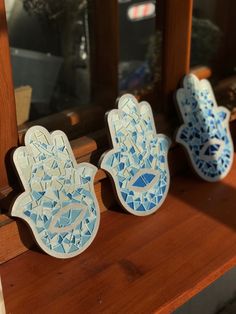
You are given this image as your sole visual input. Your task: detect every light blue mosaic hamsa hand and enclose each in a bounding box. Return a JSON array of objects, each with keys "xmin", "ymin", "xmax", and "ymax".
[
  {"xmin": 100, "ymin": 94, "xmax": 171, "ymax": 216},
  {"xmin": 176, "ymin": 74, "xmax": 234, "ymax": 181},
  {"xmin": 11, "ymin": 126, "xmax": 100, "ymax": 258}
]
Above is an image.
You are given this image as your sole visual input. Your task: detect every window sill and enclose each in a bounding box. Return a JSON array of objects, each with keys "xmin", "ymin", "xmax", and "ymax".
[
  {"xmin": 2, "ymin": 152, "xmax": 236, "ymax": 313},
  {"xmin": 0, "ymin": 119, "xmax": 236, "ymax": 263}
]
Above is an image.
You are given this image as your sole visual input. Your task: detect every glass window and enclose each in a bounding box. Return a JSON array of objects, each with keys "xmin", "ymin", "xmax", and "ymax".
[
  {"xmin": 118, "ymin": 0, "xmax": 162, "ymax": 96},
  {"xmin": 5, "ymin": 0, "xmax": 164, "ymax": 128},
  {"xmin": 6, "ymin": 0, "xmax": 91, "ymax": 123},
  {"xmin": 191, "ymin": 0, "xmax": 236, "ymax": 111}
]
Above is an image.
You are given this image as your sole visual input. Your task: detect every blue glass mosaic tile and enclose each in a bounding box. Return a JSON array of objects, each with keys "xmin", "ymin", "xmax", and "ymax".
[
  {"xmin": 176, "ymin": 74, "xmax": 234, "ymax": 181},
  {"xmin": 100, "ymin": 94, "xmax": 171, "ymax": 216},
  {"xmin": 11, "ymin": 126, "xmax": 100, "ymax": 258}
]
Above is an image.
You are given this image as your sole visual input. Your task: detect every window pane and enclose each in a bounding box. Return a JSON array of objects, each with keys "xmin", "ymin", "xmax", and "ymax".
[
  {"xmin": 118, "ymin": 0, "xmax": 162, "ymax": 95},
  {"xmin": 192, "ymin": 0, "xmax": 236, "ymax": 111},
  {"xmin": 6, "ymin": 0, "xmax": 163, "ymax": 130},
  {"xmin": 5, "ymin": 0, "xmax": 91, "ymax": 124}
]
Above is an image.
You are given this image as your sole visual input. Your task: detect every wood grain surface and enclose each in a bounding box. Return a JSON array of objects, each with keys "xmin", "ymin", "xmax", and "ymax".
[
  {"xmin": 0, "ymin": 0, "xmax": 18, "ymax": 189},
  {"xmin": 89, "ymin": 0, "xmax": 119, "ymax": 107},
  {"xmin": 162, "ymin": 0, "xmax": 193, "ymax": 113},
  {"xmin": 2, "ymin": 154, "xmax": 236, "ymax": 313}
]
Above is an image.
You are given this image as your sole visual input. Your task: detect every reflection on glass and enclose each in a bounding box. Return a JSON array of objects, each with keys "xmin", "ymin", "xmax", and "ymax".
[
  {"xmin": 192, "ymin": 0, "xmax": 236, "ymax": 111},
  {"xmin": 191, "ymin": 1, "xmax": 222, "ymax": 69},
  {"xmin": 118, "ymin": 0, "xmax": 161, "ymax": 93},
  {"xmin": 5, "ymin": 0, "xmax": 90, "ymax": 123}
]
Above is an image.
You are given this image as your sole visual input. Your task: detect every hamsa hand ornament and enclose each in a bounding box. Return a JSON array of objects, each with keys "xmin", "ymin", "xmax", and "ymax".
[
  {"xmin": 176, "ymin": 74, "xmax": 234, "ymax": 181},
  {"xmin": 100, "ymin": 94, "xmax": 171, "ymax": 216},
  {"xmin": 12, "ymin": 126, "xmax": 100, "ymax": 258}
]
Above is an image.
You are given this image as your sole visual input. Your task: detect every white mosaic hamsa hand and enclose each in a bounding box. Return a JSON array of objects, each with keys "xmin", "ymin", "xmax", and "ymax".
[
  {"xmin": 12, "ymin": 126, "xmax": 100, "ymax": 258},
  {"xmin": 176, "ymin": 74, "xmax": 234, "ymax": 181},
  {"xmin": 100, "ymin": 94, "xmax": 171, "ymax": 216}
]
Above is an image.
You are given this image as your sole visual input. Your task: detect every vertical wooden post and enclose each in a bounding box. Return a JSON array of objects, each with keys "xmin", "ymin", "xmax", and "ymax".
[
  {"xmin": 0, "ymin": 0, "xmax": 18, "ymax": 190},
  {"xmin": 89, "ymin": 0, "xmax": 119, "ymax": 107},
  {"xmin": 162, "ymin": 0, "xmax": 193, "ymax": 112}
]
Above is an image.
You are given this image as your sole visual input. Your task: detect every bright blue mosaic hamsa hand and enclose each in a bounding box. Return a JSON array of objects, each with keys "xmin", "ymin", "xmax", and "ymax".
[
  {"xmin": 100, "ymin": 94, "xmax": 171, "ymax": 216},
  {"xmin": 176, "ymin": 74, "xmax": 234, "ymax": 181},
  {"xmin": 12, "ymin": 126, "xmax": 100, "ymax": 258}
]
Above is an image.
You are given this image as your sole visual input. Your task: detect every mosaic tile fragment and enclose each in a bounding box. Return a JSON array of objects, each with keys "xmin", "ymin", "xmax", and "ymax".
[
  {"xmin": 12, "ymin": 126, "xmax": 100, "ymax": 258},
  {"xmin": 100, "ymin": 94, "xmax": 171, "ymax": 216}
]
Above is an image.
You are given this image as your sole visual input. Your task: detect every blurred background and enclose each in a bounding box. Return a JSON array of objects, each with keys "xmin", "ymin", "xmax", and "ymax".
[{"xmin": 5, "ymin": 0, "xmax": 236, "ymax": 124}]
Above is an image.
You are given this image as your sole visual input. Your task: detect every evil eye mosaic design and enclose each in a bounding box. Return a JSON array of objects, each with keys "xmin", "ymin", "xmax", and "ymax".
[
  {"xmin": 12, "ymin": 126, "xmax": 100, "ymax": 258},
  {"xmin": 176, "ymin": 74, "xmax": 234, "ymax": 181},
  {"xmin": 100, "ymin": 94, "xmax": 171, "ymax": 216}
]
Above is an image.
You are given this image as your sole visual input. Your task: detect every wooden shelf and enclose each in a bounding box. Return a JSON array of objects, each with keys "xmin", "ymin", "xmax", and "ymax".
[{"xmin": 1, "ymin": 154, "xmax": 236, "ymax": 313}]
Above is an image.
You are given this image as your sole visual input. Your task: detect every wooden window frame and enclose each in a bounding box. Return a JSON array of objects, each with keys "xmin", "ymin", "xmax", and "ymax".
[{"xmin": 19, "ymin": 0, "xmax": 193, "ymax": 132}]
